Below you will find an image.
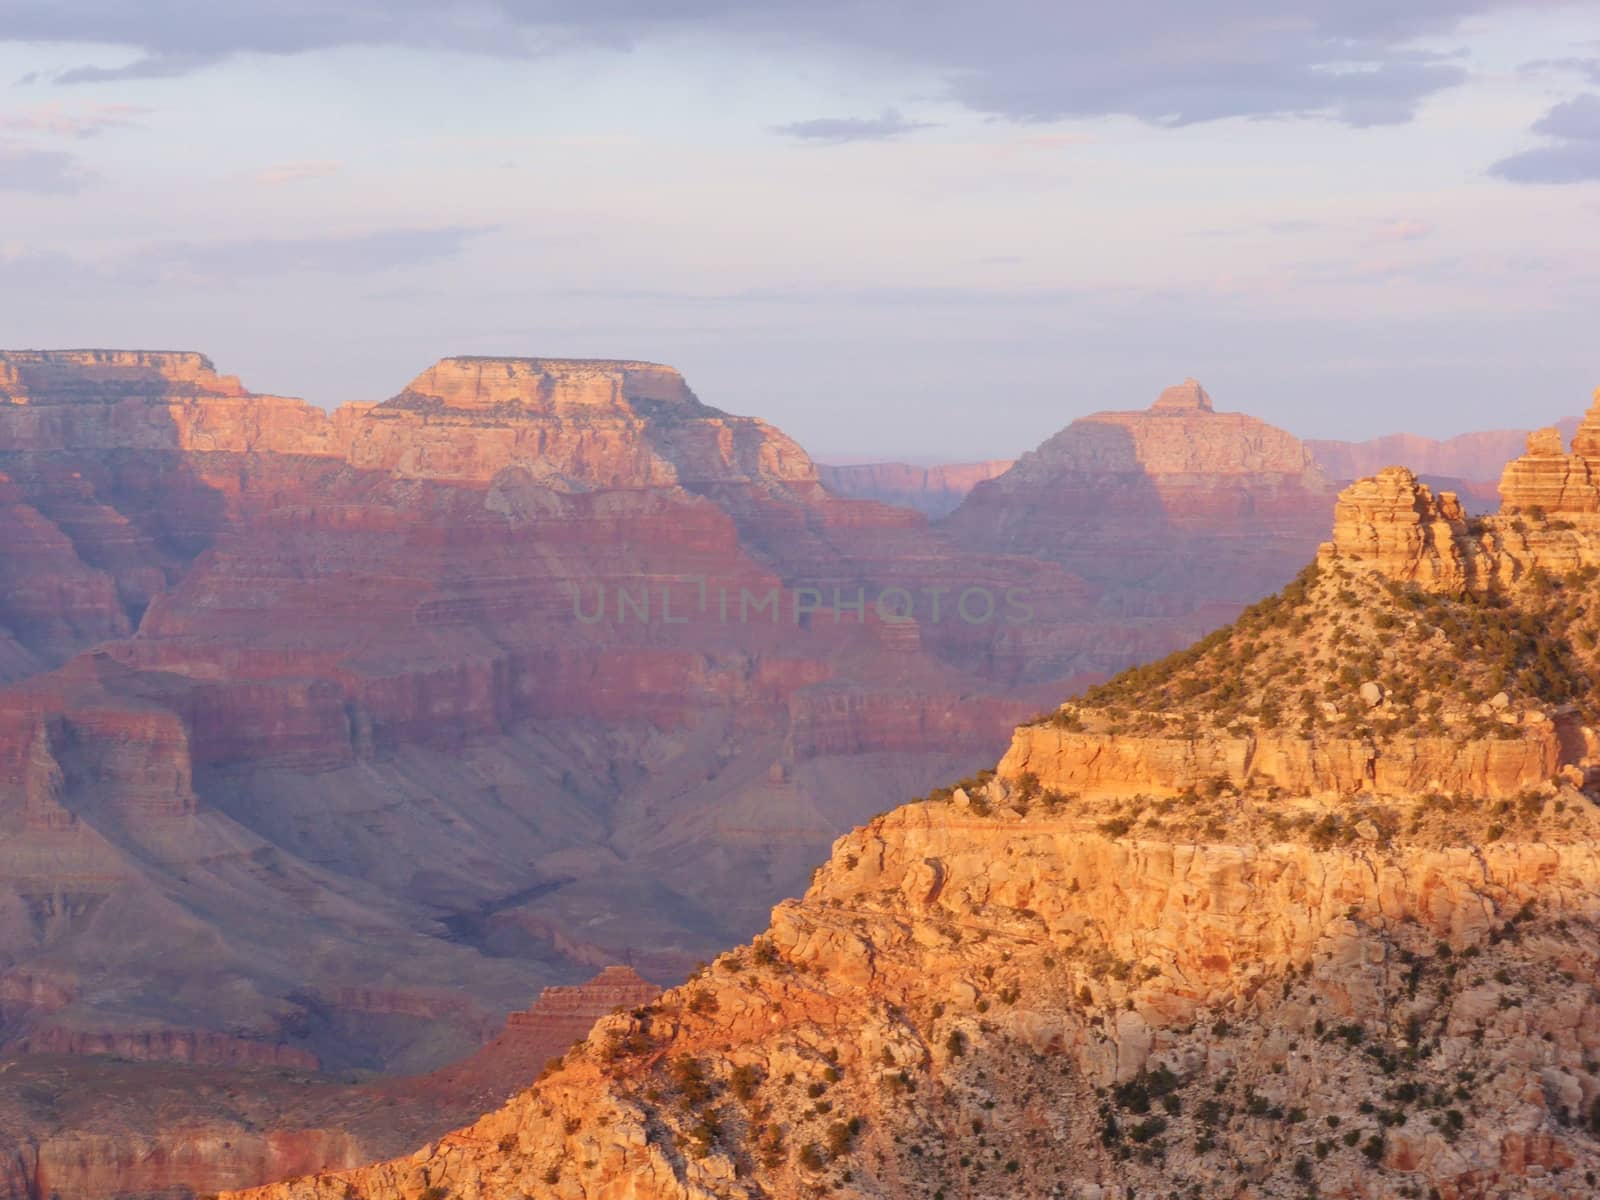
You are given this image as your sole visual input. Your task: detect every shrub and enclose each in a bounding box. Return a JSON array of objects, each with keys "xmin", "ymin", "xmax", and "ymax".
[
  {"xmin": 671, "ymin": 1055, "xmax": 713, "ymax": 1104},
  {"xmin": 731, "ymin": 1064, "xmax": 762, "ymax": 1102},
  {"xmin": 826, "ymin": 1118, "xmax": 860, "ymax": 1157}
]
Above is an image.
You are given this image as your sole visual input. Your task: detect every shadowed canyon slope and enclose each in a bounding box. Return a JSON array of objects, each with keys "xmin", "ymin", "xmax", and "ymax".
[
  {"xmin": 941, "ymin": 379, "xmax": 1338, "ymax": 629},
  {"xmin": 0, "ymin": 967, "xmax": 660, "ymax": 1200},
  {"xmin": 0, "ymin": 352, "xmax": 1378, "ymax": 1196},
  {"xmin": 230, "ymin": 389, "xmax": 1600, "ymax": 1200}
]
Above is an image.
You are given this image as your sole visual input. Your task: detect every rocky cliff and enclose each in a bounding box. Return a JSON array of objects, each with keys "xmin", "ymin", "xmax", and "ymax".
[{"xmin": 224, "ymin": 388, "xmax": 1600, "ymax": 1200}]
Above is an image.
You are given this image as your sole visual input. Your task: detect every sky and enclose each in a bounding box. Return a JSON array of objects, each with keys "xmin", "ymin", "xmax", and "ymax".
[{"xmin": 1, "ymin": 1, "xmax": 1598, "ymax": 459}]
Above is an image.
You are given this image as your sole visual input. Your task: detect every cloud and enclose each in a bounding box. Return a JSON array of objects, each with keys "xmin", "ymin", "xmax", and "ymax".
[
  {"xmin": 1490, "ymin": 92, "xmax": 1600, "ymax": 183},
  {"xmin": 0, "ymin": 102, "xmax": 148, "ymax": 137},
  {"xmin": 54, "ymin": 52, "xmax": 226, "ymax": 84},
  {"xmin": 116, "ymin": 226, "xmax": 488, "ymax": 282},
  {"xmin": 1, "ymin": 0, "xmax": 1545, "ymax": 128},
  {"xmin": 255, "ymin": 160, "xmax": 341, "ymax": 185},
  {"xmin": 773, "ymin": 108, "xmax": 935, "ymax": 143},
  {"xmin": 1531, "ymin": 92, "xmax": 1600, "ymax": 140},
  {"xmin": 0, "ymin": 144, "xmax": 90, "ymax": 192},
  {"xmin": 1520, "ymin": 56, "xmax": 1600, "ymax": 83}
]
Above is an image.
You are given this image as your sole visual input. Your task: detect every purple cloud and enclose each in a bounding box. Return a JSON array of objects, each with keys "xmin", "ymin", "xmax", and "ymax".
[
  {"xmin": 1491, "ymin": 93, "xmax": 1600, "ymax": 184},
  {"xmin": 0, "ymin": 0, "xmax": 1546, "ymax": 129},
  {"xmin": 773, "ymin": 108, "xmax": 935, "ymax": 143},
  {"xmin": 0, "ymin": 144, "xmax": 90, "ymax": 192}
]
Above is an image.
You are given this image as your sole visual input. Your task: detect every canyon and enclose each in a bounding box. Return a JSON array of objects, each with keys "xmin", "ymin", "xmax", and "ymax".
[
  {"xmin": 10, "ymin": 352, "xmax": 1588, "ymax": 1199},
  {"xmin": 228, "ymin": 386, "xmax": 1600, "ymax": 1200},
  {"xmin": 0, "ymin": 352, "xmax": 1354, "ymax": 1197}
]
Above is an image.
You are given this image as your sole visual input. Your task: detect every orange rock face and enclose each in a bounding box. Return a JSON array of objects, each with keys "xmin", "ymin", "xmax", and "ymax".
[{"xmin": 1320, "ymin": 402, "xmax": 1600, "ymax": 591}]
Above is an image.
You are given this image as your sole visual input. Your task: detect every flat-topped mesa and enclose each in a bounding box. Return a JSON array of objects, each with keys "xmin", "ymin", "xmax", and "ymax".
[
  {"xmin": 0, "ymin": 348, "xmax": 344, "ymax": 454},
  {"xmin": 349, "ymin": 355, "xmax": 820, "ymax": 490},
  {"xmin": 388, "ymin": 357, "xmax": 706, "ymax": 418},
  {"xmin": 0, "ymin": 349, "xmax": 249, "ymax": 404},
  {"xmin": 0, "ymin": 348, "xmax": 821, "ymax": 492}
]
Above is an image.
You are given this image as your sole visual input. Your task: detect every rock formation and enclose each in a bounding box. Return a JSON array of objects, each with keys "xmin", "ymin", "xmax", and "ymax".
[
  {"xmin": 1311, "ymin": 395, "xmax": 1600, "ymax": 595},
  {"xmin": 941, "ymin": 379, "xmax": 1337, "ymax": 642},
  {"xmin": 223, "ymin": 388, "xmax": 1600, "ymax": 1200}
]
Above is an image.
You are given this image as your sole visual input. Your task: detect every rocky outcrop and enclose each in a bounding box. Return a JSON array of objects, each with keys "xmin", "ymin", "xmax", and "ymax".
[
  {"xmin": 1499, "ymin": 394, "xmax": 1600, "ymax": 515},
  {"xmin": 219, "ymin": 788, "xmax": 1600, "ymax": 1200},
  {"xmin": 1318, "ymin": 466, "xmax": 1475, "ymax": 589},
  {"xmin": 816, "ymin": 460, "xmax": 1012, "ymax": 516},
  {"xmin": 1320, "ymin": 397, "xmax": 1600, "ymax": 590},
  {"xmin": 1000, "ymin": 721, "xmax": 1566, "ymax": 802}
]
